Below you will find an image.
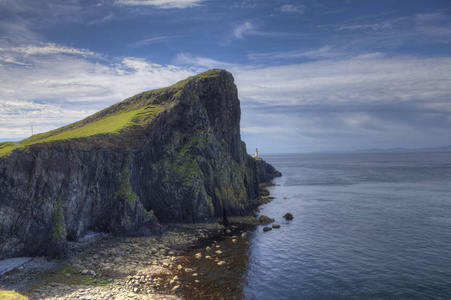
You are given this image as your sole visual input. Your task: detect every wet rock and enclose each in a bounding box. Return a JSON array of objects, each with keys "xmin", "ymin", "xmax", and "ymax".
[
  {"xmin": 263, "ymin": 227, "xmax": 272, "ymax": 232},
  {"xmin": 283, "ymin": 213, "xmax": 294, "ymax": 220},
  {"xmin": 258, "ymin": 215, "xmax": 275, "ymax": 224},
  {"xmin": 272, "ymin": 224, "xmax": 281, "ymax": 229}
]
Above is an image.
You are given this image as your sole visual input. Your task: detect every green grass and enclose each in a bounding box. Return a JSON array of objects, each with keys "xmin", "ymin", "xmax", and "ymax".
[
  {"xmin": 0, "ymin": 142, "xmax": 16, "ymax": 157},
  {"xmin": 0, "ymin": 104, "xmax": 165, "ymax": 157},
  {"xmin": 0, "ymin": 69, "xmax": 228, "ymax": 157},
  {"xmin": 0, "ymin": 290, "xmax": 29, "ymax": 300}
]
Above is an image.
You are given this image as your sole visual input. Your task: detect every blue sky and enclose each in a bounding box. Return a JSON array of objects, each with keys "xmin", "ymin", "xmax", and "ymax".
[{"xmin": 0, "ymin": 0, "xmax": 450, "ymax": 153}]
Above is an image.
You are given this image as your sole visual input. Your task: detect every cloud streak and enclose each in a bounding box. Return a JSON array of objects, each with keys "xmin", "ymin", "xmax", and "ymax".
[{"xmin": 113, "ymin": 0, "xmax": 205, "ymax": 9}]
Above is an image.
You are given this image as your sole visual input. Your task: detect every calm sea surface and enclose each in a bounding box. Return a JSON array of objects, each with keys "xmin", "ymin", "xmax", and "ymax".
[{"xmin": 244, "ymin": 151, "xmax": 451, "ymax": 300}]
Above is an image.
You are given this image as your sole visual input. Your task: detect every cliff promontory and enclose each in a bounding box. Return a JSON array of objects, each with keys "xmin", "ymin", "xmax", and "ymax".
[{"xmin": 0, "ymin": 69, "xmax": 280, "ymax": 259}]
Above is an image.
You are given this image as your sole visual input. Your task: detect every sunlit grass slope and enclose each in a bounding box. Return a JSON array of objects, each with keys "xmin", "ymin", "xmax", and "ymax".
[{"xmin": 0, "ymin": 290, "xmax": 29, "ymax": 300}]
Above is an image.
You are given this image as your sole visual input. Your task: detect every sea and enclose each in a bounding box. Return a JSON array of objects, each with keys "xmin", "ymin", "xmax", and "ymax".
[{"xmin": 243, "ymin": 150, "xmax": 451, "ymax": 300}]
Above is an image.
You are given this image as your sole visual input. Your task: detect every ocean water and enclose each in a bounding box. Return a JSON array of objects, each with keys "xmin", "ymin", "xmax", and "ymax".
[{"xmin": 244, "ymin": 151, "xmax": 451, "ymax": 300}]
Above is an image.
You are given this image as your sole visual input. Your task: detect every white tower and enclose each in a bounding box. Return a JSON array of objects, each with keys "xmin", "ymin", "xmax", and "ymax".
[{"xmin": 255, "ymin": 148, "xmax": 258, "ymax": 158}]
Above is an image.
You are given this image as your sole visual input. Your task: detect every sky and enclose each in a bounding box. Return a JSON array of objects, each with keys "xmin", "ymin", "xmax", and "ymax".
[{"xmin": 0, "ymin": 0, "xmax": 450, "ymax": 153}]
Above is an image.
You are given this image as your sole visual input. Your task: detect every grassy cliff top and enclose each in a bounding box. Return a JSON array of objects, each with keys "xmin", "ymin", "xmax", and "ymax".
[{"xmin": 0, "ymin": 69, "xmax": 229, "ymax": 157}]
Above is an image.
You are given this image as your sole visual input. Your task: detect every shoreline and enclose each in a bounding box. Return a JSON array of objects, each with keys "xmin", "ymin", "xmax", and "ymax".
[{"xmin": 1, "ymin": 212, "xmax": 269, "ymax": 300}]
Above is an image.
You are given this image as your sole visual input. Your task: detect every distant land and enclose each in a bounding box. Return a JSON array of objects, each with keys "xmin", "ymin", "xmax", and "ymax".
[{"xmin": 356, "ymin": 145, "xmax": 451, "ymax": 152}]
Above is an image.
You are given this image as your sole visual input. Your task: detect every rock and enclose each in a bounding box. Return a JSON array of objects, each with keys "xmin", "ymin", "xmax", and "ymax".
[
  {"xmin": 217, "ymin": 261, "xmax": 227, "ymax": 266},
  {"xmin": 259, "ymin": 215, "xmax": 275, "ymax": 224},
  {"xmin": 195, "ymin": 252, "xmax": 202, "ymax": 259},
  {"xmin": 177, "ymin": 264, "xmax": 183, "ymax": 270},
  {"xmin": 272, "ymin": 224, "xmax": 281, "ymax": 229},
  {"xmin": 81, "ymin": 269, "xmax": 89, "ymax": 275},
  {"xmin": 0, "ymin": 69, "xmax": 281, "ymax": 260},
  {"xmin": 185, "ymin": 268, "xmax": 194, "ymax": 273},
  {"xmin": 172, "ymin": 285, "xmax": 180, "ymax": 291},
  {"xmin": 225, "ymin": 229, "xmax": 231, "ymax": 234},
  {"xmin": 65, "ymin": 273, "xmax": 71, "ymax": 278},
  {"xmin": 283, "ymin": 213, "xmax": 294, "ymax": 220},
  {"xmin": 215, "ymin": 250, "xmax": 222, "ymax": 254},
  {"xmin": 206, "ymin": 246, "xmax": 212, "ymax": 251},
  {"xmin": 232, "ymin": 239, "xmax": 237, "ymax": 243},
  {"xmin": 263, "ymin": 227, "xmax": 272, "ymax": 232}
]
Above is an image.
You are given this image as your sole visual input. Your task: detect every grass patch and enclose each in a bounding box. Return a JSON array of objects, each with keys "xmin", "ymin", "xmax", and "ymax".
[
  {"xmin": 0, "ymin": 290, "xmax": 29, "ymax": 300},
  {"xmin": 40, "ymin": 266, "xmax": 109, "ymax": 287},
  {"xmin": 0, "ymin": 142, "xmax": 16, "ymax": 157}
]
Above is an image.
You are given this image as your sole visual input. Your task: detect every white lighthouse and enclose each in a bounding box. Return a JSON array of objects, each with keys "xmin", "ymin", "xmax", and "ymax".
[{"xmin": 254, "ymin": 148, "xmax": 258, "ymax": 158}]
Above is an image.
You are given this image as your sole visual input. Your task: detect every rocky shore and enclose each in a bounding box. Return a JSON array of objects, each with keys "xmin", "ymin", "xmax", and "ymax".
[{"xmin": 1, "ymin": 214, "xmax": 274, "ymax": 300}]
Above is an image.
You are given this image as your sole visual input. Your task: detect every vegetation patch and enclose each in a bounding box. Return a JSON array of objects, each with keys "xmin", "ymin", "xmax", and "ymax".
[
  {"xmin": 0, "ymin": 290, "xmax": 29, "ymax": 300},
  {"xmin": 115, "ymin": 166, "xmax": 139, "ymax": 204},
  {"xmin": 52, "ymin": 197, "xmax": 66, "ymax": 240},
  {"xmin": 39, "ymin": 266, "xmax": 109, "ymax": 287}
]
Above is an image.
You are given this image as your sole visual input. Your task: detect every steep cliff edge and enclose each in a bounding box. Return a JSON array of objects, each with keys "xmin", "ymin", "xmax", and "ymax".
[{"xmin": 0, "ymin": 69, "xmax": 280, "ymax": 259}]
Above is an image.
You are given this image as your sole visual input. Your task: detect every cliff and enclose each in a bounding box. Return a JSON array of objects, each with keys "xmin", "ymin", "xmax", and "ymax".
[{"xmin": 0, "ymin": 69, "xmax": 280, "ymax": 259}]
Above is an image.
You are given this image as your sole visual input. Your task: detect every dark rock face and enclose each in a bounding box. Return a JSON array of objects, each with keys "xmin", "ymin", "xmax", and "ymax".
[{"xmin": 0, "ymin": 70, "xmax": 280, "ymax": 259}]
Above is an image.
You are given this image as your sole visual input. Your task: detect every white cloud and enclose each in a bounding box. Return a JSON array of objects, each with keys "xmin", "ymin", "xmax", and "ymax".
[
  {"xmin": 132, "ymin": 36, "xmax": 171, "ymax": 47},
  {"xmin": 278, "ymin": 4, "xmax": 306, "ymax": 14},
  {"xmin": 0, "ymin": 44, "xmax": 195, "ymax": 139},
  {"xmin": 1, "ymin": 43, "xmax": 98, "ymax": 57},
  {"xmin": 415, "ymin": 13, "xmax": 451, "ymax": 41},
  {"xmin": 113, "ymin": 0, "xmax": 205, "ymax": 9},
  {"xmin": 234, "ymin": 56, "xmax": 451, "ymax": 108},
  {"xmin": 248, "ymin": 45, "xmax": 344, "ymax": 61},
  {"xmin": 174, "ymin": 53, "xmax": 236, "ymax": 69},
  {"xmin": 234, "ymin": 22, "xmax": 254, "ymax": 39}
]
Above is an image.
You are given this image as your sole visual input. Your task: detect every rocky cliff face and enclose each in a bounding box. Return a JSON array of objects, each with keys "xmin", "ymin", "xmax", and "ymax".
[{"xmin": 0, "ymin": 69, "xmax": 280, "ymax": 259}]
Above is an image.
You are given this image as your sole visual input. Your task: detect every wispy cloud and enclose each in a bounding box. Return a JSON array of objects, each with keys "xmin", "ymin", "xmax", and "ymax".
[
  {"xmin": 131, "ymin": 36, "xmax": 172, "ymax": 47},
  {"xmin": 278, "ymin": 4, "xmax": 306, "ymax": 14},
  {"xmin": 0, "ymin": 43, "xmax": 98, "ymax": 57},
  {"xmin": 232, "ymin": 21, "xmax": 305, "ymax": 40},
  {"xmin": 248, "ymin": 45, "xmax": 344, "ymax": 61},
  {"xmin": 415, "ymin": 12, "xmax": 451, "ymax": 41},
  {"xmin": 234, "ymin": 22, "xmax": 254, "ymax": 39},
  {"xmin": 87, "ymin": 12, "xmax": 115, "ymax": 25},
  {"xmin": 174, "ymin": 53, "xmax": 236, "ymax": 69},
  {"xmin": 113, "ymin": 0, "xmax": 205, "ymax": 9},
  {"xmin": 0, "ymin": 45, "xmax": 194, "ymax": 138}
]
